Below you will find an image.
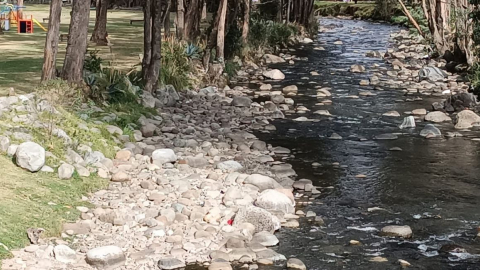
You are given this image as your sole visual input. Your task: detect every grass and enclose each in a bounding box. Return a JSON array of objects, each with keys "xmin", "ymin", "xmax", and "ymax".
[
  {"xmin": 314, "ymin": 1, "xmax": 378, "ymax": 19},
  {"xmin": 0, "ymin": 155, "xmax": 108, "ymax": 260}
]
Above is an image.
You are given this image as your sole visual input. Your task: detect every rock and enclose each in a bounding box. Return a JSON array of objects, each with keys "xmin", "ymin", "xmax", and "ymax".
[
  {"xmin": 350, "ymin": 240, "xmax": 361, "ymax": 245},
  {"xmin": 419, "ymin": 67, "xmax": 446, "ymax": 82},
  {"xmin": 115, "ymin": 150, "xmax": 132, "ymax": 161},
  {"xmin": 15, "ymin": 142, "xmax": 45, "ymax": 172},
  {"xmin": 152, "ymin": 149, "xmax": 177, "ymax": 165},
  {"xmin": 329, "ymin": 133, "xmax": 342, "ymax": 140},
  {"xmin": 398, "ymin": 259, "xmax": 411, "ymax": 267},
  {"xmin": 53, "ymin": 245, "xmax": 76, "ymax": 263},
  {"xmin": 350, "ymin": 65, "xmax": 365, "ymax": 73},
  {"xmin": 380, "ymin": 225, "xmax": 413, "ymax": 238},
  {"xmin": 383, "ymin": 111, "xmax": 401, "ymax": 117},
  {"xmin": 455, "ymin": 110, "xmax": 480, "ymax": 129},
  {"xmin": 244, "ymin": 174, "xmax": 281, "ymax": 191},
  {"xmin": 105, "ymin": 125, "xmax": 123, "ymax": 136},
  {"xmin": 85, "ymin": 246, "xmax": 126, "ymax": 269},
  {"xmin": 216, "ymin": 160, "xmax": 243, "ymax": 172},
  {"xmin": 425, "ymin": 111, "xmax": 451, "ymax": 123},
  {"xmin": 302, "ymin": 37, "xmax": 313, "ymax": 44},
  {"xmin": 370, "ymin": 257, "xmax": 388, "ymax": 262},
  {"xmin": 58, "ymin": 163, "xmax": 75, "ymax": 179},
  {"xmin": 7, "ymin": 144, "xmax": 18, "ymax": 156},
  {"xmin": 0, "ymin": 136, "xmax": 10, "ymax": 152},
  {"xmin": 283, "ymin": 85, "xmax": 298, "ymax": 94},
  {"xmin": 359, "ymin": 80, "xmax": 370, "ymax": 86},
  {"xmin": 41, "ymin": 165, "xmax": 54, "ymax": 173},
  {"xmin": 420, "ymin": 124, "xmax": 441, "ymax": 138},
  {"xmin": 84, "ymin": 151, "xmax": 105, "ymax": 164},
  {"xmin": 209, "ymin": 262, "xmax": 233, "ymax": 270},
  {"xmin": 399, "ymin": 116, "xmax": 416, "ymax": 129},
  {"xmin": 264, "ymin": 54, "xmax": 286, "ymax": 64},
  {"xmin": 232, "ymin": 96, "xmax": 253, "ymax": 107},
  {"xmin": 234, "ymin": 206, "xmax": 281, "ymax": 233},
  {"xmin": 375, "ymin": 133, "xmax": 398, "ymax": 140},
  {"xmin": 260, "ymin": 84, "xmax": 272, "ymax": 91},
  {"xmin": 156, "ymin": 85, "xmax": 180, "ymax": 106},
  {"xmin": 184, "ymin": 156, "xmax": 209, "ymax": 168},
  {"xmin": 141, "ymin": 91, "xmax": 158, "ymax": 108},
  {"xmin": 111, "ymin": 171, "xmax": 131, "ymax": 182},
  {"xmin": 314, "ymin": 110, "xmax": 331, "ymax": 116},
  {"xmin": 287, "ymin": 258, "xmax": 306, "ymax": 270},
  {"xmin": 256, "ymin": 249, "xmax": 286, "ymax": 262},
  {"xmin": 141, "ymin": 123, "xmax": 157, "ymax": 138},
  {"xmin": 158, "ymin": 258, "xmax": 186, "ymax": 270},
  {"xmin": 263, "ymin": 69, "xmax": 285, "ymax": 80},
  {"xmin": 255, "ymin": 189, "xmax": 295, "ymax": 214},
  {"xmin": 252, "ymin": 231, "xmax": 279, "ymax": 247},
  {"xmin": 412, "ymin": 109, "xmax": 427, "ymax": 115},
  {"xmin": 293, "ymin": 179, "xmax": 312, "ymax": 190}
]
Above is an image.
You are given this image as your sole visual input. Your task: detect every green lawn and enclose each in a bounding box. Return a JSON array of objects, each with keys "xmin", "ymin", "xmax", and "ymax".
[{"xmin": 0, "ymin": 155, "xmax": 108, "ymax": 260}]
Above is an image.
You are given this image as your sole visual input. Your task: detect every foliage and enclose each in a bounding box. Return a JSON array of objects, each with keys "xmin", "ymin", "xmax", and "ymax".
[
  {"xmin": 258, "ymin": 0, "xmax": 279, "ymax": 21},
  {"xmin": 161, "ymin": 38, "xmax": 192, "ymax": 91},
  {"xmin": 225, "ymin": 23, "xmax": 244, "ymax": 59},
  {"xmin": 249, "ymin": 18, "xmax": 297, "ymax": 50},
  {"xmin": 469, "ymin": 63, "xmax": 480, "ymax": 95},
  {"xmin": 224, "ymin": 60, "xmax": 240, "ymax": 78},
  {"xmin": 375, "ymin": 0, "xmax": 398, "ymax": 20},
  {"xmin": 84, "ymin": 50, "xmax": 103, "ymax": 74},
  {"xmin": 391, "ymin": 6, "xmax": 429, "ymax": 36},
  {"xmin": 185, "ymin": 43, "xmax": 201, "ymax": 59}
]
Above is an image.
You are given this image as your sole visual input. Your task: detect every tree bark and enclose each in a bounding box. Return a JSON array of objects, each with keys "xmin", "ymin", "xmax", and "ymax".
[
  {"xmin": 398, "ymin": 0, "xmax": 424, "ymax": 37},
  {"xmin": 241, "ymin": 0, "xmax": 250, "ymax": 45},
  {"xmin": 176, "ymin": 0, "xmax": 185, "ymax": 39},
  {"xmin": 91, "ymin": 0, "xmax": 109, "ymax": 45},
  {"xmin": 62, "ymin": 0, "xmax": 91, "ymax": 83},
  {"xmin": 144, "ymin": 0, "xmax": 162, "ymax": 93},
  {"xmin": 216, "ymin": 0, "xmax": 228, "ymax": 62},
  {"xmin": 203, "ymin": 0, "xmax": 222, "ymax": 70},
  {"xmin": 286, "ymin": 0, "xmax": 291, "ymax": 23},
  {"xmin": 184, "ymin": 0, "xmax": 203, "ymax": 41},
  {"xmin": 42, "ymin": 0, "xmax": 62, "ymax": 81},
  {"xmin": 17, "ymin": 0, "xmax": 24, "ymax": 19},
  {"xmin": 142, "ymin": 0, "xmax": 152, "ymax": 79}
]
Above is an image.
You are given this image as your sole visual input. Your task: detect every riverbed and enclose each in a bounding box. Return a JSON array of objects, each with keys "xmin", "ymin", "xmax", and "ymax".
[{"xmin": 256, "ymin": 18, "xmax": 480, "ymax": 270}]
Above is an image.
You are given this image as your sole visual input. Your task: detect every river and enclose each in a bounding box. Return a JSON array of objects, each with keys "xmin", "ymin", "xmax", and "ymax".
[{"xmin": 255, "ymin": 18, "xmax": 480, "ymax": 270}]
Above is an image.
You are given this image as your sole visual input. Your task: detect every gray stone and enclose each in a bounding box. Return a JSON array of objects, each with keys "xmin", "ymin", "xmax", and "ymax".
[
  {"xmin": 53, "ymin": 245, "xmax": 76, "ymax": 263},
  {"xmin": 375, "ymin": 133, "xmax": 399, "ymax": 140},
  {"xmin": 380, "ymin": 225, "xmax": 412, "ymax": 238},
  {"xmin": 263, "ymin": 69, "xmax": 285, "ymax": 80},
  {"xmin": 252, "ymin": 231, "xmax": 279, "ymax": 247},
  {"xmin": 399, "ymin": 116, "xmax": 416, "ymax": 129},
  {"xmin": 41, "ymin": 165, "xmax": 54, "ymax": 173},
  {"xmin": 425, "ymin": 111, "xmax": 451, "ymax": 123},
  {"xmin": 158, "ymin": 257, "xmax": 186, "ymax": 270},
  {"xmin": 0, "ymin": 136, "xmax": 10, "ymax": 152},
  {"xmin": 292, "ymin": 179, "xmax": 312, "ymax": 190},
  {"xmin": 66, "ymin": 149, "xmax": 84, "ymax": 164},
  {"xmin": 419, "ymin": 67, "xmax": 447, "ymax": 82},
  {"xmin": 244, "ymin": 174, "xmax": 281, "ymax": 191},
  {"xmin": 141, "ymin": 123, "xmax": 157, "ymax": 138},
  {"xmin": 232, "ymin": 96, "xmax": 253, "ymax": 107},
  {"xmin": 85, "ymin": 151, "xmax": 105, "ymax": 164},
  {"xmin": 111, "ymin": 171, "xmax": 131, "ymax": 182},
  {"xmin": 15, "ymin": 142, "xmax": 45, "ymax": 172},
  {"xmin": 152, "ymin": 149, "xmax": 177, "ymax": 165},
  {"xmin": 350, "ymin": 64, "xmax": 366, "ymax": 73},
  {"xmin": 58, "ymin": 163, "xmax": 75, "ymax": 179},
  {"xmin": 287, "ymin": 258, "xmax": 307, "ymax": 270},
  {"xmin": 455, "ymin": 110, "xmax": 480, "ymax": 129},
  {"xmin": 156, "ymin": 85, "xmax": 180, "ymax": 107},
  {"xmin": 256, "ymin": 249, "xmax": 286, "ymax": 262},
  {"xmin": 141, "ymin": 91, "xmax": 158, "ymax": 108},
  {"xmin": 420, "ymin": 124, "xmax": 441, "ymax": 138},
  {"xmin": 185, "ymin": 156, "xmax": 209, "ymax": 168},
  {"xmin": 7, "ymin": 144, "xmax": 18, "ymax": 156},
  {"xmin": 86, "ymin": 246, "xmax": 126, "ymax": 269},
  {"xmin": 234, "ymin": 206, "xmax": 281, "ymax": 233},
  {"xmin": 264, "ymin": 54, "xmax": 285, "ymax": 64},
  {"xmin": 216, "ymin": 160, "xmax": 243, "ymax": 172},
  {"xmin": 209, "ymin": 262, "xmax": 233, "ymax": 270},
  {"xmin": 255, "ymin": 189, "xmax": 295, "ymax": 214}
]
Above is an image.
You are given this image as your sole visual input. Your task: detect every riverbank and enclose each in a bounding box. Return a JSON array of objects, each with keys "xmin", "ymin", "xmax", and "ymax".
[{"xmin": 314, "ymin": 1, "xmax": 379, "ymax": 19}]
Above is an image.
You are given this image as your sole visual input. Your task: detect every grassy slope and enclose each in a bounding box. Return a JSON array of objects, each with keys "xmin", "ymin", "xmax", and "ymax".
[
  {"xmin": 0, "ymin": 155, "xmax": 108, "ymax": 260},
  {"xmin": 314, "ymin": 1, "xmax": 377, "ymax": 19}
]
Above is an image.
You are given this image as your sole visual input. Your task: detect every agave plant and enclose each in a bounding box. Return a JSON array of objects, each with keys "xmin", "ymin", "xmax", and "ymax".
[{"xmin": 185, "ymin": 43, "xmax": 201, "ymax": 59}]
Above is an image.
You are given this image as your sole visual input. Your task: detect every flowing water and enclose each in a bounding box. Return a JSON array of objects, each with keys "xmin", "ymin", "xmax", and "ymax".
[{"xmin": 254, "ymin": 18, "xmax": 480, "ymax": 270}]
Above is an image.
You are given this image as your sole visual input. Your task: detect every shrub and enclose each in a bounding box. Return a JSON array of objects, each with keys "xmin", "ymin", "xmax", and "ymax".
[
  {"xmin": 249, "ymin": 18, "xmax": 297, "ymax": 51},
  {"xmin": 160, "ymin": 38, "xmax": 192, "ymax": 91},
  {"xmin": 224, "ymin": 60, "xmax": 240, "ymax": 78}
]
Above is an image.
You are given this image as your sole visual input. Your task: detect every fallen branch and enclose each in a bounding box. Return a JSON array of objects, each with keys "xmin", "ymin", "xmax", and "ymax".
[{"xmin": 397, "ymin": 0, "xmax": 425, "ymax": 38}]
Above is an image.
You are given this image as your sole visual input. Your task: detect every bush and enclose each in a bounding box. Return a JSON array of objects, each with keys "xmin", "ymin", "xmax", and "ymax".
[
  {"xmin": 375, "ymin": 0, "xmax": 398, "ymax": 20},
  {"xmin": 391, "ymin": 6, "xmax": 428, "ymax": 35},
  {"xmin": 224, "ymin": 60, "xmax": 240, "ymax": 78},
  {"xmin": 160, "ymin": 38, "xmax": 192, "ymax": 91},
  {"xmin": 249, "ymin": 18, "xmax": 296, "ymax": 51}
]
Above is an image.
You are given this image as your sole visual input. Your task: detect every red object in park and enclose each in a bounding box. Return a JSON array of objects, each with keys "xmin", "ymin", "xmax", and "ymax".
[
  {"xmin": 18, "ymin": 16, "xmax": 33, "ymax": 33},
  {"xmin": 227, "ymin": 219, "xmax": 233, "ymax": 225}
]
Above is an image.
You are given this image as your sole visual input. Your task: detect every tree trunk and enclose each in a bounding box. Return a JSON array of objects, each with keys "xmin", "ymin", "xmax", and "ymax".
[
  {"xmin": 41, "ymin": 0, "xmax": 62, "ymax": 81},
  {"xmin": 398, "ymin": 0, "xmax": 424, "ymax": 37},
  {"xmin": 91, "ymin": 0, "xmax": 109, "ymax": 45},
  {"xmin": 62, "ymin": 0, "xmax": 91, "ymax": 83},
  {"xmin": 286, "ymin": 0, "xmax": 291, "ymax": 23},
  {"xmin": 202, "ymin": 1, "xmax": 207, "ymax": 20},
  {"xmin": 17, "ymin": 0, "xmax": 24, "ymax": 19},
  {"xmin": 184, "ymin": 0, "xmax": 203, "ymax": 41},
  {"xmin": 142, "ymin": 0, "xmax": 152, "ymax": 79},
  {"xmin": 203, "ymin": 1, "xmax": 222, "ymax": 70},
  {"xmin": 144, "ymin": 0, "xmax": 162, "ymax": 93},
  {"xmin": 241, "ymin": 0, "xmax": 250, "ymax": 45},
  {"xmin": 176, "ymin": 0, "xmax": 185, "ymax": 39},
  {"xmin": 216, "ymin": 0, "xmax": 228, "ymax": 62}
]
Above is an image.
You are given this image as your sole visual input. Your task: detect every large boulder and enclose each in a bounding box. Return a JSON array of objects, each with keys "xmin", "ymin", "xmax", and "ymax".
[
  {"xmin": 158, "ymin": 258, "xmax": 186, "ymax": 270},
  {"xmin": 263, "ymin": 69, "xmax": 285, "ymax": 80},
  {"xmin": 15, "ymin": 142, "xmax": 45, "ymax": 172},
  {"xmin": 156, "ymin": 85, "xmax": 180, "ymax": 107},
  {"xmin": 264, "ymin": 54, "xmax": 286, "ymax": 64},
  {"xmin": 234, "ymin": 206, "xmax": 281, "ymax": 233},
  {"xmin": 455, "ymin": 110, "xmax": 480, "ymax": 129},
  {"xmin": 244, "ymin": 174, "xmax": 282, "ymax": 191},
  {"xmin": 216, "ymin": 160, "xmax": 243, "ymax": 172},
  {"xmin": 425, "ymin": 111, "xmax": 451, "ymax": 123},
  {"xmin": 58, "ymin": 163, "xmax": 75, "ymax": 180},
  {"xmin": 53, "ymin": 245, "xmax": 76, "ymax": 263},
  {"xmin": 252, "ymin": 231, "xmax": 279, "ymax": 247},
  {"xmin": 86, "ymin": 246, "xmax": 126, "ymax": 269},
  {"xmin": 287, "ymin": 258, "xmax": 307, "ymax": 270},
  {"xmin": 152, "ymin": 149, "xmax": 177, "ymax": 165},
  {"xmin": 418, "ymin": 67, "xmax": 447, "ymax": 82},
  {"xmin": 255, "ymin": 189, "xmax": 295, "ymax": 214},
  {"xmin": 420, "ymin": 124, "xmax": 442, "ymax": 138}
]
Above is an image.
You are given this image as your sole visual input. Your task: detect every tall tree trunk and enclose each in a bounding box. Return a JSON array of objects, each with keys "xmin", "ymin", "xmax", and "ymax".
[
  {"xmin": 277, "ymin": 0, "xmax": 282, "ymax": 22},
  {"xmin": 216, "ymin": 0, "xmax": 228, "ymax": 62},
  {"xmin": 176, "ymin": 0, "xmax": 185, "ymax": 39},
  {"xmin": 184, "ymin": 0, "xmax": 203, "ymax": 41},
  {"xmin": 91, "ymin": 0, "xmax": 109, "ymax": 45},
  {"xmin": 286, "ymin": 0, "xmax": 291, "ymax": 23},
  {"xmin": 62, "ymin": 0, "xmax": 91, "ymax": 83},
  {"xmin": 42, "ymin": 0, "xmax": 62, "ymax": 81},
  {"xmin": 17, "ymin": 0, "xmax": 24, "ymax": 19},
  {"xmin": 202, "ymin": 1, "xmax": 207, "ymax": 20},
  {"xmin": 142, "ymin": 0, "xmax": 152, "ymax": 79},
  {"xmin": 144, "ymin": 0, "xmax": 162, "ymax": 93},
  {"xmin": 241, "ymin": 0, "xmax": 250, "ymax": 45},
  {"xmin": 203, "ymin": 1, "xmax": 222, "ymax": 70}
]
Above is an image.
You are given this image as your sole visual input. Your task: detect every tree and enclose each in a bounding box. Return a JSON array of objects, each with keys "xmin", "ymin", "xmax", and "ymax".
[
  {"xmin": 176, "ymin": 0, "xmax": 185, "ymax": 39},
  {"xmin": 18, "ymin": 0, "xmax": 24, "ymax": 19},
  {"xmin": 216, "ymin": 0, "xmax": 228, "ymax": 62},
  {"xmin": 143, "ymin": 0, "xmax": 163, "ymax": 93},
  {"xmin": 91, "ymin": 0, "xmax": 109, "ymax": 45},
  {"xmin": 241, "ymin": 0, "xmax": 250, "ymax": 45},
  {"xmin": 184, "ymin": 0, "xmax": 204, "ymax": 41},
  {"xmin": 41, "ymin": 0, "xmax": 63, "ymax": 81},
  {"xmin": 62, "ymin": 0, "xmax": 91, "ymax": 83}
]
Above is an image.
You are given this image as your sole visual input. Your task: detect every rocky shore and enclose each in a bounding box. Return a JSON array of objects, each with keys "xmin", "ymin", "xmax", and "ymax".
[{"xmin": 1, "ymin": 37, "xmax": 318, "ymax": 270}]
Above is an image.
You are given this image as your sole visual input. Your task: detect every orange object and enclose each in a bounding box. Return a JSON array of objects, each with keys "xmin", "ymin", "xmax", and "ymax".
[{"xmin": 17, "ymin": 16, "xmax": 33, "ymax": 33}]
